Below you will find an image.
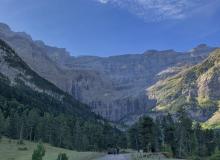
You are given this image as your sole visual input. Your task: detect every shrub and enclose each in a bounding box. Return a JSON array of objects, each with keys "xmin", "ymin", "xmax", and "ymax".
[
  {"xmin": 17, "ymin": 140, "xmax": 25, "ymax": 145},
  {"xmin": 18, "ymin": 146, "xmax": 28, "ymax": 151},
  {"xmin": 32, "ymin": 143, "xmax": 45, "ymax": 160},
  {"xmin": 57, "ymin": 153, "xmax": 68, "ymax": 160},
  {"xmin": 210, "ymin": 151, "xmax": 220, "ymax": 160},
  {"xmin": 162, "ymin": 152, "xmax": 173, "ymax": 158}
]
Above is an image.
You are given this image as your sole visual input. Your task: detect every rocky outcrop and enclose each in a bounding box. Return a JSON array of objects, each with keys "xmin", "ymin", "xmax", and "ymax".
[
  {"xmin": 147, "ymin": 49, "xmax": 220, "ymax": 128},
  {"xmin": 0, "ymin": 22, "xmax": 217, "ymax": 122}
]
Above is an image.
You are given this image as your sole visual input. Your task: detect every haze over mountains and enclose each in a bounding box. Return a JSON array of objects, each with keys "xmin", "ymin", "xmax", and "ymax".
[{"xmin": 0, "ymin": 22, "xmax": 219, "ymax": 125}]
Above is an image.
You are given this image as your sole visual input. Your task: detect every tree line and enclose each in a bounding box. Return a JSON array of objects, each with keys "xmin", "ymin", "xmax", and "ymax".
[
  {"xmin": 128, "ymin": 110, "xmax": 220, "ymax": 159},
  {"xmin": 0, "ymin": 108, "xmax": 126, "ymax": 151}
]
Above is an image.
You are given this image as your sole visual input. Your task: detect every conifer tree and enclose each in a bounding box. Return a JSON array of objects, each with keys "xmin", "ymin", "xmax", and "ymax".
[
  {"xmin": 139, "ymin": 117, "xmax": 156, "ymax": 152},
  {"xmin": 7, "ymin": 113, "xmax": 20, "ymax": 139},
  {"xmin": 0, "ymin": 111, "xmax": 4, "ymax": 139}
]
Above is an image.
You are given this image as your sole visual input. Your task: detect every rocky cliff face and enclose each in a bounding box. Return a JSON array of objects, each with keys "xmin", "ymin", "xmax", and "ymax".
[
  {"xmin": 0, "ymin": 22, "xmax": 216, "ymax": 122},
  {"xmin": 147, "ymin": 49, "xmax": 220, "ymax": 128},
  {"xmin": 0, "ymin": 38, "xmax": 107, "ymax": 124},
  {"xmin": 0, "ymin": 39, "xmax": 61, "ymax": 97}
]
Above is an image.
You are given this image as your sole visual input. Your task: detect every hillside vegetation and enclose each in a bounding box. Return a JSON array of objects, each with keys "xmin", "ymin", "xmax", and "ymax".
[
  {"xmin": 148, "ymin": 49, "xmax": 220, "ymax": 127},
  {"xmin": 128, "ymin": 112, "xmax": 220, "ymax": 159}
]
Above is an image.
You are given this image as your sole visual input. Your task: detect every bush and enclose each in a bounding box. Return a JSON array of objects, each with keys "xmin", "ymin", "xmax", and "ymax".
[
  {"xmin": 210, "ymin": 151, "xmax": 220, "ymax": 160},
  {"xmin": 32, "ymin": 143, "xmax": 45, "ymax": 160},
  {"xmin": 17, "ymin": 140, "xmax": 25, "ymax": 145},
  {"xmin": 161, "ymin": 152, "xmax": 173, "ymax": 158},
  {"xmin": 57, "ymin": 153, "xmax": 68, "ymax": 160},
  {"xmin": 18, "ymin": 146, "xmax": 28, "ymax": 151}
]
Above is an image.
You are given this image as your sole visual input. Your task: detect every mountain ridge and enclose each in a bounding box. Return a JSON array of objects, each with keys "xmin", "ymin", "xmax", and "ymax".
[
  {"xmin": 147, "ymin": 49, "xmax": 220, "ymax": 128},
  {"xmin": 0, "ymin": 38, "xmax": 100, "ymax": 119},
  {"xmin": 0, "ymin": 22, "xmax": 217, "ymax": 123}
]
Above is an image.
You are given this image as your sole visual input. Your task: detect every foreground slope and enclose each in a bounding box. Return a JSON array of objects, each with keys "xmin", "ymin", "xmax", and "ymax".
[
  {"xmin": 0, "ymin": 137, "xmax": 103, "ymax": 160},
  {"xmin": 148, "ymin": 49, "xmax": 220, "ymax": 128}
]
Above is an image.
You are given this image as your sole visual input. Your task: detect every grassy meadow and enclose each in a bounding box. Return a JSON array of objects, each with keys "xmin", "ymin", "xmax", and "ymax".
[{"xmin": 0, "ymin": 137, "xmax": 104, "ymax": 160}]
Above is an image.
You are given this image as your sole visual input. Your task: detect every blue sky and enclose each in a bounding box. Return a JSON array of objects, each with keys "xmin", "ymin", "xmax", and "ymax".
[{"xmin": 0, "ymin": 0, "xmax": 220, "ymax": 56}]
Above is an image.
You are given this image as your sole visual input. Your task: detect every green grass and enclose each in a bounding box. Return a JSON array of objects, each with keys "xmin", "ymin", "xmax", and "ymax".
[{"xmin": 0, "ymin": 137, "xmax": 104, "ymax": 160}]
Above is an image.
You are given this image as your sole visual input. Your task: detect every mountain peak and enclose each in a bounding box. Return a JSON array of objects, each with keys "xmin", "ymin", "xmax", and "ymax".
[
  {"xmin": 0, "ymin": 23, "xmax": 11, "ymax": 32},
  {"xmin": 190, "ymin": 44, "xmax": 215, "ymax": 57},
  {"xmin": 192, "ymin": 44, "xmax": 209, "ymax": 51}
]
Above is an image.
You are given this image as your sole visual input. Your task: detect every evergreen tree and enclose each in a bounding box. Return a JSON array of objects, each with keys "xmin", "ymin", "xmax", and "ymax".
[
  {"xmin": 128, "ymin": 124, "xmax": 140, "ymax": 150},
  {"xmin": 214, "ymin": 131, "xmax": 220, "ymax": 151},
  {"xmin": 174, "ymin": 110, "xmax": 193, "ymax": 158},
  {"xmin": 154, "ymin": 118, "xmax": 164, "ymax": 152},
  {"xmin": 73, "ymin": 120, "xmax": 83, "ymax": 150},
  {"xmin": 17, "ymin": 112, "xmax": 26, "ymax": 144},
  {"xmin": 162, "ymin": 114, "xmax": 175, "ymax": 153},
  {"xmin": 7, "ymin": 113, "xmax": 20, "ymax": 139},
  {"xmin": 42, "ymin": 113, "xmax": 54, "ymax": 144},
  {"xmin": 139, "ymin": 117, "xmax": 156, "ymax": 152},
  {"xmin": 27, "ymin": 109, "xmax": 39, "ymax": 141},
  {"xmin": 205, "ymin": 129, "xmax": 216, "ymax": 156},
  {"xmin": 193, "ymin": 123, "xmax": 207, "ymax": 157},
  {"xmin": 81, "ymin": 134, "xmax": 90, "ymax": 151},
  {"xmin": 0, "ymin": 111, "xmax": 4, "ymax": 139}
]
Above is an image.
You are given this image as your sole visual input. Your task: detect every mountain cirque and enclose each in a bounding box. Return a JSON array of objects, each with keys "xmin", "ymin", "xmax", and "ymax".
[{"xmin": 0, "ymin": 23, "xmax": 217, "ymax": 123}]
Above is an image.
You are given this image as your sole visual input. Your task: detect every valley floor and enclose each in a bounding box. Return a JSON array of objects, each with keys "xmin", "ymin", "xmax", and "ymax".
[
  {"xmin": 0, "ymin": 137, "xmax": 186, "ymax": 160},
  {"xmin": 131, "ymin": 153, "xmax": 184, "ymax": 160},
  {"xmin": 96, "ymin": 154, "xmax": 131, "ymax": 160},
  {"xmin": 95, "ymin": 153, "xmax": 184, "ymax": 160},
  {"xmin": 0, "ymin": 137, "xmax": 103, "ymax": 160}
]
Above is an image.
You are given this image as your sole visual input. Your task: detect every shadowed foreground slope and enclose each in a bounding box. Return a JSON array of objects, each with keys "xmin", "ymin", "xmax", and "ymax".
[{"xmin": 0, "ymin": 137, "xmax": 103, "ymax": 160}]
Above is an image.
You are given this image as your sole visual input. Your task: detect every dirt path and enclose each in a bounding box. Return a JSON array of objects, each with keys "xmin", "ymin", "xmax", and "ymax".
[{"xmin": 96, "ymin": 154, "xmax": 131, "ymax": 160}]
